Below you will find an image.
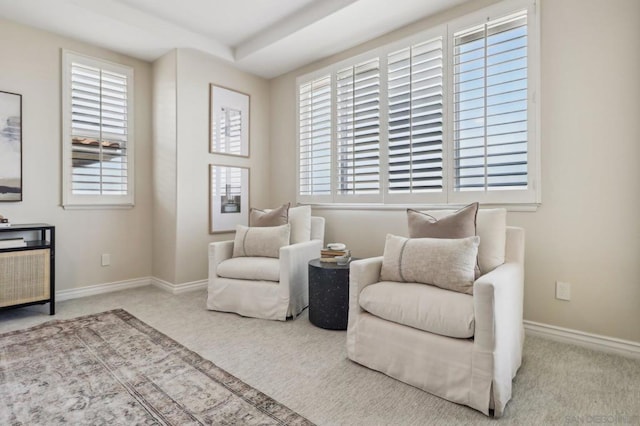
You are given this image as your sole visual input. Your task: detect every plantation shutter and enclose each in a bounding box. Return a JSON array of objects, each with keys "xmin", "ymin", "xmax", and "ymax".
[
  {"xmin": 387, "ymin": 38, "xmax": 444, "ymax": 194},
  {"xmin": 298, "ymin": 75, "xmax": 332, "ymax": 196},
  {"xmin": 70, "ymin": 61, "xmax": 130, "ymax": 195},
  {"xmin": 336, "ymin": 59, "xmax": 380, "ymax": 195},
  {"xmin": 453, "ymin": 12, "xmax": 528, "ymax": 191}
]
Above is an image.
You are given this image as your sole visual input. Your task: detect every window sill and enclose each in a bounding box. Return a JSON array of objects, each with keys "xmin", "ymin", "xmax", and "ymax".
[{"xmin": 305, "ymin": 202, "xmax": 539, "ymax": 213}]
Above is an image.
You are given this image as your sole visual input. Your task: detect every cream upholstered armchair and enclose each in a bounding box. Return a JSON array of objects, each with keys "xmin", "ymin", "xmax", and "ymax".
[
  {"xmin": 347, "ymin": 208, "xmax": 524, "ymax": 417},
  {"xmin": 207, "ymin": 209, "xmax": 324, "ymax": 321}
]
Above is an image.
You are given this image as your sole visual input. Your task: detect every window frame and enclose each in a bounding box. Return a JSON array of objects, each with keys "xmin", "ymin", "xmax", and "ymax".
[
  {"xmin": 446, "ymin": 0, "xmax": 540, "ymax": 205},
  {"xmin": 295, "ymin": 0, "xmax": 540, "ymax": 208},
  {"xmin": 61, "ymin": 50, "xmax": 135, "ymax": 209}
]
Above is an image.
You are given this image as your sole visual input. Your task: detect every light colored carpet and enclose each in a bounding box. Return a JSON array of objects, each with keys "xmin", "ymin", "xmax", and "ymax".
[{"xmin": 1, "ymin": 286, "xmax": 639, "ymax": 425}]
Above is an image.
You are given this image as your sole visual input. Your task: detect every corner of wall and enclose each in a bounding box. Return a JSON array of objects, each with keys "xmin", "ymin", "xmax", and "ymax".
[{"xmin": 151, "ymin": 50, "xmax": 179, "ymax": 284}]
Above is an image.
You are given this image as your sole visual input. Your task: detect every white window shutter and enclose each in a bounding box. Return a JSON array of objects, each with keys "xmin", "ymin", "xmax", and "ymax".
[
  {"xmin": 71, "ymin": 64, "xmax": 129, "ymax": 195},
  {"xmin": 295, "ymin": 0, "xmax": 538, "ymax": 206},
  {"xmin": 387, "ymin": 38, "xmax": 444, "ymax": 195},
  {"xmin": 63, "ymin": 51, "xmax": 134, "ymax": 208},
  {"xmin": 336, "ymin": 59, "xmax": 381, "ymax": 196},
  {"xmin": 453, "ymin": 12, "xmax": 529, "ymax": 192},
  {"xmin": 298, "ymin": 75, "xmax": 332, "ymax": 197}
]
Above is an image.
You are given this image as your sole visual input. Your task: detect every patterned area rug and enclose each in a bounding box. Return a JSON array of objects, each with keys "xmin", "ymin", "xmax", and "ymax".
[{"xmin": 0, "ymin": 309, "xmax": 314, "ymax": 425}]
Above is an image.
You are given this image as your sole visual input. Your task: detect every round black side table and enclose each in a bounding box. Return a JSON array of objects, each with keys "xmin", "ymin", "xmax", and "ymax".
[{"xmin": 308, "ymin": 258, "xmax": 352, "ymax": 330}]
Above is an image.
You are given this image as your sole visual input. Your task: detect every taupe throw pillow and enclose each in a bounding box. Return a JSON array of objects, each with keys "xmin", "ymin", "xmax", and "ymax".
[
  {"xmin": 250, "ymin": 203, "xmax": 290, "ymax": 227},
  {"xmin": 408, "ymin": 202, "xmax": 480, "ymax": 278},
  {"xmin": 380, "ymin": 234, "xmax": 480, "ymax": 295},
  {"xmin": 407, "ymin": 202, "xmax": 478, "ymax": 238},
  {"xmin": 232, "ymin": 224, "xmax": 291, "ymax": 258}
]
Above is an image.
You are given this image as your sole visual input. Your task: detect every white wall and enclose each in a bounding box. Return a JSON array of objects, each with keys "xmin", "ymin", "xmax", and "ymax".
[
  {"xmin": 512, "ymin": 0, "xmax": 640, "ymax": 342},
  {"xmin": 269, "ymin": 0, "xmax": 640, "ymax": 342},
  {"xmin": 0, "ymin": 20, "xmax": 271, "ymax": 292},
  {"xmin": 0, "ymin": 19, "xmax": 153, "ymax": 291},
  {"xmin": 151, "ymin": 48, "xmax": 271, "ymax": 285},
  {"xmin": 152, "ymin": 50, "xmax": 178, "ymax": 284}
]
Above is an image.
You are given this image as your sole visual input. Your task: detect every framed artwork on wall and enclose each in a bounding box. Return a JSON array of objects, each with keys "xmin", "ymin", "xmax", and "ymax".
[
  {"xmin": 0, "ymin": 91, "xmax": 22, "ymax": 201},
  {"xmin": 209, "ymin": 164, "xmax": 249, "ymax": 234},
  {"xmin": 209, "ymin": 84, "xmax": 250, "ymax": 157}
]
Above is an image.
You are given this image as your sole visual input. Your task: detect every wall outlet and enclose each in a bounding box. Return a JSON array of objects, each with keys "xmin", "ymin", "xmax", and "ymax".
[
  {"xmin": 101, "ymin": 253, "xmax": 111, "ymax": 267},
  {"xmin": 556, "ymin": 281, "xmax": 571, "ymax": 301}
]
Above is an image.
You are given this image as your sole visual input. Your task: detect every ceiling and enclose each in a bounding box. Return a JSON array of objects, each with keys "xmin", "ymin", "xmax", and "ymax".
[{"xmin": 0, "ymin": 0, "xmax": 468, "ymax": 79}]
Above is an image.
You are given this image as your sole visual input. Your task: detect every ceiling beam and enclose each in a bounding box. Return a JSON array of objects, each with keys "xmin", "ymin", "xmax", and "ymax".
[
  {"xmin": 234, "ymin": 0, "xmax": 358, "ymax": 61},
  {"xmin": 74, "ymin": 0, "xmax": 234, "ymax": 61}
]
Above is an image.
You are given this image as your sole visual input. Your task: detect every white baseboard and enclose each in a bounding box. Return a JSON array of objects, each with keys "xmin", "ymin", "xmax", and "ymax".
[
  {"xmin": 524, "ymin": 320, "xmax": 640, "ymax": 360},
  {"xmin": 56, "ymin": 277, "xmax": 152, "ymax": 301},
  {"xmin": 151, "ymin": 277, "xmax": 207, "ymax": 294},
  {"xmin": 56, "ymin": 276, "xmax": 207, "ymax": 301}
]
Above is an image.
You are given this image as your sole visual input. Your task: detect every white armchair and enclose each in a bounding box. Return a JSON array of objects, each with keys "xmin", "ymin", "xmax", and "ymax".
[
  {"xmin": 207, "ymin": 217, "xmax": 325, "ymax": 321},
  {"xmin": 347, "ymin": 219, "xmax": 525, "ymax": 417}
]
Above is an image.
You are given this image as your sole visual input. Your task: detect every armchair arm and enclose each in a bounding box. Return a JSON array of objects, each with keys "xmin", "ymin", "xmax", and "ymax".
[
  {"xmin": 473, "ymin": 262, "xmax": 524, "ymax": 351},
  {"xmin": 473, "ymin": 261, "xmax": 524, "ymax": 417},
  {"xmin": 279, "ymin": 239, "xmax": 323, "ymax": 298},
  {"xmin": 348, "ymin": 257, "xmax": 383, "ymax": 317},
  {"xmin": 349, "ymin": 257, "xmax": 383, "ymax": 295},
  {"xmin": 475, "ymin": 225, "xmax": 525, "ymax": 354},
  {"xmin": 208, "ymin": 240, "xmax": 234, "ymax": 279},
  {"xmin": 347, "ymin": 256, "xmax": 383, "ymax": 356}
]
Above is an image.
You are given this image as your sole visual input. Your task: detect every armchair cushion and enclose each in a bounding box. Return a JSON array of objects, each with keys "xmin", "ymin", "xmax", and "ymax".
[
  {"xmin": 288, "ymin": 205, "xmax": 311, "ymax": 244},
  {"xmin": 359, "ymin": 281, "xmax": 475, "ymax": 338},
  {"xmin": 232, "ymin": 224, "xmax": 290, "ymax": 258},
  {"xmin": 217, "ymin": 257, "xmax": 280, "ymax": 282},
  {"xmin": 380, "ymin": 234, "xmax": 479, "ymax": 294}
]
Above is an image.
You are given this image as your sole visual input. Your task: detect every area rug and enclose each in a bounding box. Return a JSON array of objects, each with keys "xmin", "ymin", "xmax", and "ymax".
[{"xmin": 0, "ymin": 309, "xmax": 314, "ymax": 425}]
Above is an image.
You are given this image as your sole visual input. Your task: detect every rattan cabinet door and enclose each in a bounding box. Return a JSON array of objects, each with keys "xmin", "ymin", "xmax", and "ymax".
[{"xmin": 0, "ymin": 249, "xmax": 50, "ymax": 307}]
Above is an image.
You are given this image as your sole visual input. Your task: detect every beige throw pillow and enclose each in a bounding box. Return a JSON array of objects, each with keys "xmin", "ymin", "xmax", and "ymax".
[
  {"xmin": 232, "ymin": 224, "xmax": 291, "ymax": 258},
  {"xmin": 408, "ymin": 202, "xmax": 480, "ymax": 278},
  {"xmin": 250, "ymin": 203, "xmax": 290, "ymax": 227},
  {"xmin": 380, "ymin": 234, "xmax": 480, "ymax": 295},
  {"xmin": 425, "ymin": 208, "xmax": 506, "ymax": 274}
]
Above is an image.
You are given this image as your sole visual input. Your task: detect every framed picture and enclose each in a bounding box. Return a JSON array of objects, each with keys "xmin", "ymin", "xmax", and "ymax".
[
  {"xmin": 0, "ymin": 91, "xmax": 22, "ymax": 201},
  {"xmin": 209, "ymin": 84, "xmax": 250, "ymax": 157},
  {"xmin": 209, "ymin": 165, "xmax": 249, "ymax": 234}
]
